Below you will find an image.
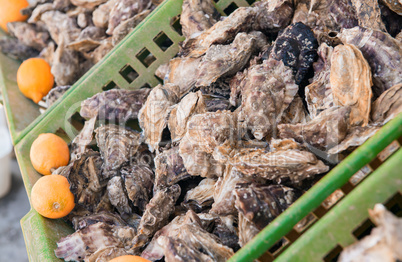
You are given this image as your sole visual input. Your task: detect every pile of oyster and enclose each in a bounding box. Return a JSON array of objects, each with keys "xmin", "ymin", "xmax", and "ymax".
[
  {"xmin": 0, "ymin": 0, "xmax": 159, "ymax": 107},
  {"xmin": 53, "ymin": 0, "xmax": 402, "ymax": 261}
]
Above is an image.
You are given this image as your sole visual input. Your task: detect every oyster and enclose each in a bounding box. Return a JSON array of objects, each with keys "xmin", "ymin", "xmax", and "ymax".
[
  {"xmin": 234, "ymin": 183, "xmax": 297, "ymax": 230},
  {"xmin": 351, "ymin": 0, "xmax": 386, "ymax": 31},
  {"xmin": 180, "ymin": 0, "xmax": 219, "ymax": 39},
  {"xmin": 55, "ymin": 222, "xmax": 135, "ymax": 261},
  {"xmin": 106, "ymin": 0, "xmax": 152, "ymax": 35},
  {"xmin": 70, "ymin": 116, "xmax": 97, "ymax": 160},
  {"xmin": 51, "ymin": 40, "xmax": 81, "ymax": 86},
  {"xmin": 371, "ymin": 83, "xmax": 402, "ymax": 124},
  {"xmin": 7, "ymin": 22, "xmax": 50, "ymax": 51},
  {"xmin": 121, "ymin": 164, "xmax": 154, "ymax": 212},
  {"xmin": 85, "ymin": 247, "xmax": 130, "ymax": 262},
  {"xmin": 80, "ymin": 88, "xmax": 151, "ymax": 121},
  {"xmin": 270, "ymin": 22, "xmax": 318, "ymax": 85},
  {"xmin": 67, "ymin": 26, "xmax": 106, "ymax": 53},
  {"xmin": 154, "ymin": 146, "xmax": 190, "ymax": 192},
  {"xmin": 280, "ymin": 95, "xmax": 310, "ymax": 124},
  {"xmin": 305, "ymin": 43, "xmax": 334, "ymax": 118},
  {"xmin": 181, "ymin": 7, "xmax": 257, "ymax": 57},
  {"xmin": 95, "ymin": 124, "xmax": 142, "ymax": 177},
  {"xmin": 380, "ymin": 3, "xmax": 402, "ymax": 37},
  {"xmin": 339, "ymin": 204, "xmax": 402, "ymax": 262},
  {"xmin": 222, "ymin": 147, "xmax": 329, "ymax": 184},
  {"xmin": 238, "ymin": 212, "xmax": 259, "ymax": 247},
  {"xmin": 157, "ymin": 236, "xmax": 214, "ymax": 262},
  {"xmin": 183, "ymin": 178, "xmax": 215, "ymax": 212},
  {"xmin": 72, "ymin": 211, "xmax": 128, "ymax": 231},
  {"xmin": 212, "ymin": 216, "xmax": 240, "ymax": 251},
  {"xmin": 70, "ymin": 0, "xmax": 108, "ymax": 10},
  {"xmin": 253, "ymin": 0, "xmax": 294, "ymax": 33},
  {"xmin": 92, "ymin": 0, "xmax": 116, "ymax": 28},
  {"xmin": 0, "ymin": 37, "xmax": 39, "ymax": 60},
  {"xmin": 339, "ymin": 27, "xmax": 402, "ymax": 97},
  {"xmin": 328, "ymin": 125, "xmax": 382, "ymax": 155},
  {"xmin": 40, "ymin": 11, "xmax": 81, "ymax": 45},
  {"xmin": 112, "ymin": 9, "xmax": 151, "ymax": 45},
  {"xmin": 330, "ymin": 44, "xmax": 372, "ymax": 126},
  {"xmin": 278, "ymin": 106, "xmax": 350, "ymax": 151},
  {"xmin": 65, "ymin": 150, "xmax": 106, "ymax": 211},
  {"xmin": 167, "ymin": 91, "xmax": 206, "ymax": 142},
  {"xmin": 107, "ymin": 176, "xmax": 132, "ymax": 215},
  {"xmin": 210, "ymin": 166, "xmax": 248, "ymax": 216},
  {"xmin": 131, "ymin": 185, "xmax": 181, "ymax": 252},
  {"xmin": 138, "ymin": 84, "xmax": 180, "ymax": 152},
  {"xmin": 380, "ymin": 0, "xmax": 402, "ymax": 15},
  {"xmin": 44, "ymin": 85, "xmax": 71, "ymax": 107},
  {"xmin": 236, "ymin": 58, "xmax": 298, "ymax": 140}
]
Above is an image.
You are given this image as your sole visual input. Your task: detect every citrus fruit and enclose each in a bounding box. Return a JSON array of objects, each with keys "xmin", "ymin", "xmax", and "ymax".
[
  {"xmin": 0, "ymin": 0, "xmax": 29, "ymax": 32},
  {"xmin": 31, "ymin": 174, "xmax": 75, "ymax": 219},
  {"xmin": 17, "ymin": 58, "xmax": 54, "ymax": 103},
  {"xmin": 30, "ymin": 133, "xmax": 70, "ymax": 176},
  {"xmin": 109, "ymin": 255, "xmax": 151, "ymax": 262}
]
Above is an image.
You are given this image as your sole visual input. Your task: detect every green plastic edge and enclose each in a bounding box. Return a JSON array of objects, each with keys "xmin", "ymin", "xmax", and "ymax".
[
  {"xmin": 276, "ymin": 148, "xmax": 402, "ymax": 262},
  {"xmin": 228, "ymin": 113, "xmax": 402, "ymax": 262}
]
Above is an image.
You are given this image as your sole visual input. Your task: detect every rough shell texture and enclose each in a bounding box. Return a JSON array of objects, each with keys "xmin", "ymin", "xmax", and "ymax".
[
  {"xmin": 0, "ymin": 37, "xmax": 39, "ymax": 60},
  {"xmin": 330, "ymin": 44, "xmax": 373, "ymax": 126},
  {"xmin": 253, "ymin": 0, "xmax": 294, "ymax": 33},
  {"xmin": 112, "ymin": 9, "xmax": 151, "ymax": 46},
  {"xmin": 351, "ymin": 0, "xmax": 386, "ymax": 31},
  {"xmin": 131, "ymin": 185, "xmax": 181, "ymax": 253},
  {"xmin": 80, "ymin": 88, "xmax": 151, "ymax": 121},
  {"xmin": 371, "ymin": 83, "xmax": 402, "ymax": 124},
  {"xmin": 55, "ymin": 222, "xmax": 135, "ymax": 261},
  {"xmin": 107, "ymin": 176, "xmax": 133, "ymax": 215},
  {"xmin": 237, "ymin": 58, "xmax": 298, "ymax": 140},
  {"xmin": 270, "ymin": 22, "xmax": 318, "ymax": 85},
  {"xmin": 158, "ymin": 236, "xmax": 214, "ymax": 262},
  {"xmin": 183, "ymin": 178, "xmax": 216, "ymax": 212},
  {"xmin": 168, "ymin": 91, "xmax": 206, "ymax": 142},
  {"xmin": 380, "ymin": 0, "xmax": 402, "ymax": 15},
  {"xmin": 95, "ymin": 124, "xmax": 142, "ymax": 177},
  {"xmin": 339, "ymin": 26, "xmax": 402, "ymax": 97},
  {"xmin": 328, "ymin": 125, "xmax": 382, "ymax": 154},
  {"xmin": 51, "ymin": 40, "xmax": 82, "ymax": 86},
  {"xmin": 234, "ymin": 183, "xmax": 297, "ymax": 230},
  {"xmin": 305, "ymin": 43, "xmax": 334, "ymax": 118},
  {"xmin": 72, "ymin": 211, "xmax": 128, "ymax": 231},
  {"xmin": 238, "ymin": 212, "xmax": 259, "ymax": 247},
  {"xmin": 280, "ymin": 95, "xmax": 310, "ymax": 124},
  {"xmin": 45, "ymin": 85, "xmax": 71, "ymax": 107},
  {"xmin": 138, "ymin": 84, "xmax": 180, "ymax": 152},
  {"xmin": 70, "ymin": 116, "xmax": 97, "ymax": 160},
  {"xmin": 93, "ymin": 0, "xmax": 115, "ymax": 28},
  {"xmin": 40, "ymin": 11, "xmax": 81, "ymax": 45},
  {"xmin": 121, "ymin": 164, "xmax": 154, "ymax": 212},
  {"xmin": 278, "ymin": 106, "xmax": 351, "ymax": 151},
  {"xmin": 7, "ymin": 22, "xmax": 50, "ymax": 51},
  {"xmin": 180, "ymin": 0, "xmax": 219, "ymax": 39},
  {"xmin": 380, "ymin": 3, "xmax": 402, "ymax": 37},
  {"xmin": 84, "ymin": 247, "xmax": 130, "ymax": 262}
]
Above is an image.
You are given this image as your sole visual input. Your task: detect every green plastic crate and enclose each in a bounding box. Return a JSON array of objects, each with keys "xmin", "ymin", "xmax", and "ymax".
[{"xmin": 8, "ymin": 0, "xmax": 402, "ymax": 260}]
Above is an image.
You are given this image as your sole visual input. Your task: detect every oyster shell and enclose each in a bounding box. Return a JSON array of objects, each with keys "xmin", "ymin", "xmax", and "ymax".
[
  {"xmin": 339, "ymin": 26, "xmax": 402, "ymax": 97},
  {"xmin": 51, "ymin": 40, "xmax": 81, "ymax": 86},
  {"xmin": 238, "ymin": 212, "xmax": 259, "ymax": 247},
  {"xmin": 167, "ymin": 91, "xmax": 206, "ymax": 142},
  {"xmin": 0, "ymin": 37, "xmax": 39, "ymax": 60},
  {"xmin": 180, "ymin": 0, "xmax": 219, "ymax": 39},
  {"xmin": 339, "ymin": 204, "xmax": 402, "ymax": 262},
  {"xmin": 44, "ymin": 85, "xmax": 71, "ymax": 107},
  {"xmin": 112, "ymin": 9, "xmax": 151, "ymax": 45},
  {"xmin": 380, "ymin": 0, "xmax": 402, "ymax": 15},
  {"xmin": 330, "ymin": 44, "xmax": 373, "ymax": 126},
  {"xmin": 92, "ymin": 0, "xmax": 116, "ymax": 28},
  {"xmin": 107, "ymin": 176, "xmax": 132, "ymax": 215},
  {"xmin": 371, "ymin": 83, "xmax": 402, "ymax": 124},
  {"xmin": 328, "ymin": 125, "xmax": 382, "ymax": 155},
  {"xmin": 280, "ymin": 95, "xmax": 310, "ymax": 124},
  {"xmin": 380, "ymin": 3, "xmax": 402, "ymax": 37},
  {"xmin": 305, "ymin": 43, "xmax": 334, "ymax": 118},
  {"xmin": 236, "ymin": 58, "xmax": 298, "ymax": 140},
  {"xmin": 72, "ymin": 211, "xmax": 128, "ymax": 231},
  {"xmin": 7, "ymin": 22, "xmax": 50, "ymax": 51},
  {"xmin": 70, "ymin": 116, "xmax": 96, "ymax": 160},
  {"xmin": 80, "ymin": 88, "xmax": 151, "ymax": 121},
  {"xmin": 138, "ymin": 84, "xmax": 180, "ymax": 152},
  {"xmin": 55, "ymin": 222, "xmax": 135, "ymax": 261},
  {"xmin": 84, "ymin": 247, "xmax": 130, "ymax": 262},
  {"xmin": 222, "ymin": 147, "xmax": 329, "ymax": 184},
  {"xmin": 270, "ymin": 22, "xmax": 318, "ymax": 85},
  {"xmin": 95, "ymin": 124, "xmax": 142, "ymax": 177},
  {"xmin": 67, "ymin": 26, "xmax": 106, "ymax": 53},
  {"xmin": 253, "ymin": 0, "xmax": 294, "ymax": 33},
  {"xmin": 210, "ymin": 166, "xmax": 248, "ymax": 216},
  {"xmin": 157, "ymin": 236, "xmax": 214, "ymax": 262},
  {"xmin": 278, "ymin": 106, "xmax": 350, "ymax": 151},
  {"xmin": 165, "ymin": 57, "xmax": 201, "ymax": 95},
  {"xmin": 131, "ymin": 185, "xmax": 181, "ymax": 252},
  {"xmin": 106, "ymin": 0, "xmax": 152, "ymax": 35},
  {"xmin": 234, "ymin": 183, "xmax": 297, "ymax": 230},
  {"xmin": 351, "ymin": 0, "xmax": 386, "ymax": 31},
  {"xmin": 181, "ymin": 7, "xmax": 257, "ymax": 57},
  {"xmin": 70, "ymin": 0, "xmax": 108, "ymax": 10},
  {"xmin": 40, "ymin": 11, "xmax": 81, "ymax": 45},
  {"xmin": 212, "ymin": 216, "xmax": 240, "ymax": 251},
  {"xmin": 154, "ymin": 146, "xmax": 190, "ymax": 192},
  {"xmin": 183, "ymin": 178, "xmax": 215, "ymax": 212},
  {"xmin": 121, "ymin": 164, "xmax": 154, "ymax": 212}
]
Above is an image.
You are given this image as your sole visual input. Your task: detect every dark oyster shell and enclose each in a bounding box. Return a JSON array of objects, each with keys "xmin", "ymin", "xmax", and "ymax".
[
  {"xmin": 380, "ymin": 4, "xmax": 402, "ymax": 37},
  {"xmin": 72, "ymin": 211, "xmax": 128, "ymax": 231},
  {"xmin": 371, "ymin": 83, "xmax": 402, "ymax": 124},
  {"xmin": 95, "ymin": 124, "xmax": 142, "ymax": 177},
  {"xmin": 7, "ymin": 22, "xmax": 50, "ymax": 51},
  {"xmin": 234, "ymin": 183, "xmax": 297, "ymax": 230},
  {"xmin": 80, "ymin": 88, "xmax": 151, "ymax": 121},
  {"xmin": 112, "ymin": 9, "xmax": 151, "ymax": 45},
  {"xmin": 183, "ymin": 178, "xmax": 215, "ymax": 212},
  {"xmin": 270, "ymin": 22, "xmax": 318, "ymax": 85},
  {"xmin": 253, "ymin": 0, "xmax": 294, "ymax": 33},
  {"xmin": 70, "ymin": 116, "xmax": 96, "ymax": 160},
  {"xmin": 107, "ymin": 176, "xmax": 132, "ymax": 215},
  {"xmin": 339, "ymin": 26, "xmax": 402, "ymax": 97},
  {"xmin": 0, "ymin": 37, "xmax": 39, "ymax": 60},
  {"xmin": 158, "ymin": 236, "xmax": 214, "ymax": 262},
  {"xmin": 44, "ymin": 85, "xmax": 71, "ymax": 107}
]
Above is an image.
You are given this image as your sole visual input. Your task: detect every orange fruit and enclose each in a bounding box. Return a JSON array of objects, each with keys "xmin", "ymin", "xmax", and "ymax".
[
  {"xmin": 109, "ymin": 256, "xmax": 151, "ymax": 262},
  {"xmin": 31, "ymin": 174, "xmax": 75, "ymax": 219},
  {"xmin": 30, "ymin": 133, "xmax": 70, "ymax": 176},
  {"xmin": 0, "ymin": 0, "xmax": 29, "ymax": 32},
  {"xmin": 17, "ymin": 58, "xmax": 54, "ymax": 103}
]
